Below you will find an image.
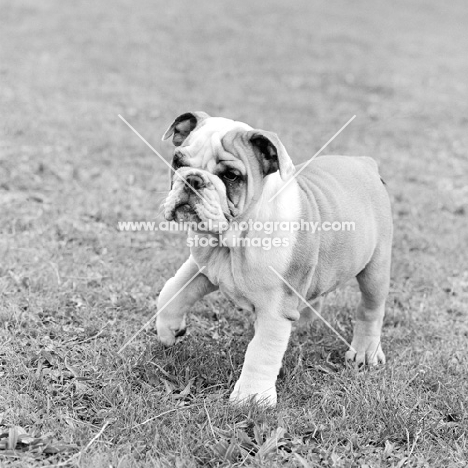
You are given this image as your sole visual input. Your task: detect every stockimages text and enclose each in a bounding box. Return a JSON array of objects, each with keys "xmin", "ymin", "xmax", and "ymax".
[{"xmin": 118, "ymin": 219, "xmax": 356, "ymax": 251}]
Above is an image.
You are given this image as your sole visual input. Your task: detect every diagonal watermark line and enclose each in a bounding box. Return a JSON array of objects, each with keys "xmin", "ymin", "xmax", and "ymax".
[
  {"xmin": 268, "ymin": 115, "xmax": 356, "ymax": 202},
  {"xmin": 118, "ymin": 114, "xmax": 211, "ymax": 207},
  {"xmin": 268, "ymin": 266, "xmax": 355, "ymax": 352},
  {"xmin": 118, "ymin": 266, "xmax": 206, "ymax": 354}
]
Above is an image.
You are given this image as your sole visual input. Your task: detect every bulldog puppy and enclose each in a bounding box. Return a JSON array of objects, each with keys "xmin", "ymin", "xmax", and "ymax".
[{"xmin": 156, "ymin": 112, "xmax": 393, "ymax": 407}]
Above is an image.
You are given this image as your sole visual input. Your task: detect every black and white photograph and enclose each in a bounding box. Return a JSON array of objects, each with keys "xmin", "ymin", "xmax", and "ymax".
[{"xmin": 1, "ymin": 0, "xmax": 467, "ymax": 466}]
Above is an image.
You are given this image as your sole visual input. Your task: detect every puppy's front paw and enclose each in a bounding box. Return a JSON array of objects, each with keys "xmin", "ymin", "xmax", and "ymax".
[
  {"xmin": 155, "ymin": 316, "xmax": 186, "ymax": 347},
  {"xmin": 345, "ymin": 335, "xmax": 385, "ymax": 367},
  {"xmin": 229, "ymin": 380, "xmax": 277, "ymax": 407}
]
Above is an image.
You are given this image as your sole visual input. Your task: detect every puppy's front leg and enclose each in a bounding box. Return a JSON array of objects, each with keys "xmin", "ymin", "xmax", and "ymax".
[
  {"xmin": 229, "ymin": 303, "xmax": 294, "ymax": 407},
  {"xmin": 156, "ymin": 256, "xmax": 217, "ymax": 346}
]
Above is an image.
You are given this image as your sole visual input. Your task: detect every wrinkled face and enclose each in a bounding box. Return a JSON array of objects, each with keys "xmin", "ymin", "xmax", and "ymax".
[
  {"xmin": 163, "ymin": 118, "xmax": 254, "ymax": 232},
  {"xmin": 162, "ymin": 113, "xmax": 295, "ymax": 233}
]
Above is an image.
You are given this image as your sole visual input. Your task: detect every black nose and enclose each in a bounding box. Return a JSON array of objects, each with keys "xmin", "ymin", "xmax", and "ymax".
[{"xmin": 185, "ymin": 174, "xmax": 205, "ymax": 190}]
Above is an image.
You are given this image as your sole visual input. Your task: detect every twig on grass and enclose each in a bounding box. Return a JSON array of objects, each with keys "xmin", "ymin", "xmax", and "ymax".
[
  {"xmin": 81, "ymin": 420, "xmax": 113, "ymax": 453},
  {"xmin": 48, "ymin": 261, "xmax": 61, "ymax": 286},
  {"xmin": 51, "ymin": 419, "xmax": 114, "ymax": 467},
  {"xmin": 131, "ymin": 403, "xmax": 200, "ymax": 430},
  {"xmin": 71, "ymin": 322, "xmax": 110, "ymax": 346},
  {"xmin": 203, "ymin": 400, "xmax": 217, "ymax": 440}
]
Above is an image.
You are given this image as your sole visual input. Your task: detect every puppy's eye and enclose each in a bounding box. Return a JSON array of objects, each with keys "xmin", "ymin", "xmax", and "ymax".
[{"xmin": 222, "ymin": 171, "xmax": 239, "ymax": 182}]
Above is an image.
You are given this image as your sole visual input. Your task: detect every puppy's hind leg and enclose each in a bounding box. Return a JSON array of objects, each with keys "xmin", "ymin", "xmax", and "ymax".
[{"xmin": 345, "ymin": 245, "xmax": 391, "ymax": 366}]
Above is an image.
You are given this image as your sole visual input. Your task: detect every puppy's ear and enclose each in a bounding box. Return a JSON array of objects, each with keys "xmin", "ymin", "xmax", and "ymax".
[
  {"xmin": 249, "ymin": 130, "xmax": 295, "ymax": 181},
  {"xmin": 162, "ymin": 111, "xmax": 210, "ymax": 146}
]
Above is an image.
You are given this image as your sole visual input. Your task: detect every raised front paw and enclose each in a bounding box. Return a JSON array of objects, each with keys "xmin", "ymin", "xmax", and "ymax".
[
  {"xmin": 229, "ymin": 379, "xmax": 277, "ymax": 407},
  {"xmin": 345, "ymin": 334, "xmax": 385, "ymax": 367},
  {"xmin": 155, "ymin": 316, "xmax": 186, "ymax": 347}
]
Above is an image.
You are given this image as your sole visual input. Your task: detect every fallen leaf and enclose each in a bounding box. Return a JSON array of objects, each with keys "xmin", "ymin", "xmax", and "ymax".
[
  {"xmin": 8, "ymin": 426, "xmax": 27, "ymax": 450},
  {"xmin": 74, "ymin": 381, "xmax": 90, "ymax": 395},
  {"xmin": 256, "ymin": 427, "xmax": 287, "ymax": 459}
]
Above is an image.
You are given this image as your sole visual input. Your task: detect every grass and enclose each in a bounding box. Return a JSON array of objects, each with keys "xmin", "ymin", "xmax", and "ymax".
[{"xmin": 1, "ymin": 0, "xmax": 468, "ymax": 466}]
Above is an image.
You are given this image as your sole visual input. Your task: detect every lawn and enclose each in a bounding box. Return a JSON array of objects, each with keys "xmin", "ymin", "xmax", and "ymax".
[{"xmin": 1, "ymin": 0, "xmax": 467, "ymax": 466}]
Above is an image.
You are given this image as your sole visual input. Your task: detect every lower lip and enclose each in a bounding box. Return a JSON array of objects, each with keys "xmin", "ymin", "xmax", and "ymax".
[{"xmin": 174, "ymin": 204, "xmax": 196, "ymax": 223}]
